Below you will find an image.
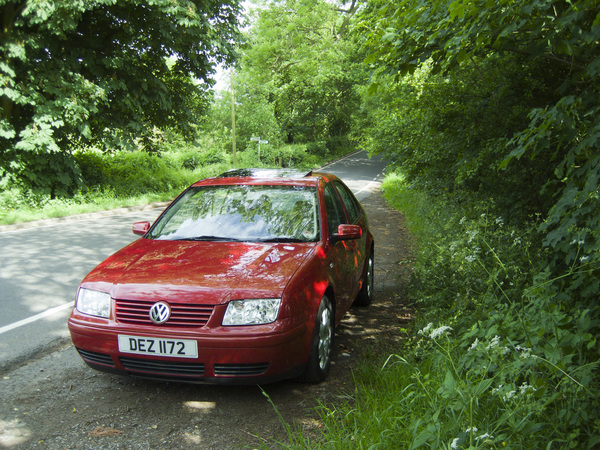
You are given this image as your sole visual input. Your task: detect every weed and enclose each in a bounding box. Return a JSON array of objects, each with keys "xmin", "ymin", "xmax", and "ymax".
[{"xmin": 269, "ymin": 174, "xmax": 599, "ymax": 449}]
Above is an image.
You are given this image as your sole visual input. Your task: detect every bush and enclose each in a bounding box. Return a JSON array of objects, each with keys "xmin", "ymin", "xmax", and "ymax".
[
  {"xmin": 163, "ymin": 147, "xmax": 226, "ymax": 170},
  {"xmin": 326, "ymin": 136, "xmax": 355, "ymax": 156},
  {"xmin": 1, "ymin": 140, "xmax": 347, "ymax": 225},
  {"xmin": 76, "ymin": 150, "xmax": 192, "ymax": 197},
  {"xmin": 383, "ymin": 175, "xmax": 600, "ymax": 448},
  {"xmin": 285, "ymin": 174, "xmax": 599, "ymax": 449}
]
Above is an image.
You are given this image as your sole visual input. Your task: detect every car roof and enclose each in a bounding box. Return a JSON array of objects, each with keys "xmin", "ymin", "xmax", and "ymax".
[
  {"xmin": 193, "ymin": 168, "xmax": 333, "ymax": 187},
  {"xmin": 217, "ymin": 168, "xmax": 313, "ymax": 179}
]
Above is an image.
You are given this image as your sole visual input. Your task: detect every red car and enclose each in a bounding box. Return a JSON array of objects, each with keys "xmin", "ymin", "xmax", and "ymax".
[{"xmin": 68, "ymin": 169, "xmax": 374, "ymax": 384}]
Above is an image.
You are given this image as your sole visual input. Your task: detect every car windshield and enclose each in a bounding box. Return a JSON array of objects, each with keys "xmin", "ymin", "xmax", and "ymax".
[{"xmin": 148, "ymin": 185, "xmax": 320, "ymax": 242}]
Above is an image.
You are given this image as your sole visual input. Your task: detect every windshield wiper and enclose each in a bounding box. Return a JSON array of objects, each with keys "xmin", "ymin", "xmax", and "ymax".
[
  {"xmin": 256, "ymin": 237, "xmax": 307, "ymax": 243},
  {"xmin": 179, "ymin": 236, "xmax": 241, "ymax": 242}
]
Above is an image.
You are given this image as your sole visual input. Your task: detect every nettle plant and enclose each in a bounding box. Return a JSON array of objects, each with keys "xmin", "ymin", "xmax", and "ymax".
[
  {"xmin": 410, "ymin": 207, "xmax": 540, "ymax": 322},
  {"xmin": 407, "ymin": 208, "xmax": 599, "ymax": 448}
]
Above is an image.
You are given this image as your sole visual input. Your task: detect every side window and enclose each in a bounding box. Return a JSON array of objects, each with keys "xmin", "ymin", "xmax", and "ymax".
[
  {"xmin": 333, "ymin": 181, "xmax": 361, "ymax": 224},
  {"xmin": 324, "ymin": 183, "xmax": 345, "ymax": 235}
]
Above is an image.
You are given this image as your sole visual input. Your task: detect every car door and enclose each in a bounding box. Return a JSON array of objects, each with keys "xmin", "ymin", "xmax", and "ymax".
[
  {"xmin": 323, "ymin": 182, "xmax": 359, "ymax": 321},
  {"xmin": 332, "ymin": 180, "xmax": 367, "ymax": 294}
]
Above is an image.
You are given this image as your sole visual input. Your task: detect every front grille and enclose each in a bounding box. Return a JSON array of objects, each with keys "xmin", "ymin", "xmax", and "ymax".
[
  {"xmin": 213, "ymin": 363, "xmax": 270, "ymax": 377},
  {"xmin": 119, "ymin": 357, "xmax": 205, "ymax": 376},
  {"xmin": 115, "ymin": 300, "xmax": 214, "ymax": 327},
  {"xmin": 77, "ymin": 348, "xmax": 115, "ymax": 367}
]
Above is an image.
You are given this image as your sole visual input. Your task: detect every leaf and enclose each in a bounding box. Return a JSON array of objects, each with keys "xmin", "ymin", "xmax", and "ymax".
[
  {"xmin": 474, "ymin": 378, "xmax": 495, "ymax": 397},
  {"xmin": 586, "ymin": 57, "xmax": 600, "ymax": 78}
]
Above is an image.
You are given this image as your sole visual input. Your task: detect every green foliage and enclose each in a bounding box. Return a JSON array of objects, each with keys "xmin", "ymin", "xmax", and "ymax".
[
  {"xmin": 228, "ymin": 0, "xmax": 364, "ymax": 148},
  {"xmin": 74, "ymin": 148, "xmax": 230, "ymax": 198},
  {"xmin": 0, "ymin": 138, "xmax": 340, "ymax": 225},
  {"xmin": 287, "ymin": 3, "xmax": 600, "ymax": 446},
  {"xmin": 0, "ymin": 0, "xmax": 242, "ymax": 194},
  {"xmin": 357, "ymin": 54, "xmax": 562, "ymax": 220},
  {"xmin": 276, "ymin": 176, "xmax": 599, "ymax": 449},
  {"xmin": 209, "ymin": 84, "xmax": 286, "ymax": 154},
  {"xmin": 385, "ymin": 177, "xmax": 600, "ymax": 448},
  {"xmin": 356, "ymin": 0, "xmax": 600, "ymax": 321},
  {"xmin": 358, "ymin": 0, "xmax": 600, "ymax": 80}
]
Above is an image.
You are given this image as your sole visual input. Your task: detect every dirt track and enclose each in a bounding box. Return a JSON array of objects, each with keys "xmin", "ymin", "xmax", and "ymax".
[{"xmin": 0, "ymin": 191, "xmax": 413, "ymax": 449}]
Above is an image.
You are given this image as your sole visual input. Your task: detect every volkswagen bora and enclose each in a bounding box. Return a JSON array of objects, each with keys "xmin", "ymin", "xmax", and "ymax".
[{"xmin": 68, "ymin": 169, "xmax": 374, "ymax": 384}]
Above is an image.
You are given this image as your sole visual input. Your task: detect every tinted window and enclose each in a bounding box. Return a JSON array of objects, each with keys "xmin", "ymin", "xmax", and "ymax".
[
  {"xmin": 149, "ymin": 185, "xmax": 319, "ymax": 242},
  {"xmin": 324, "ymin": 183, "xmax": 345, "ymax": 235},
  {"xmin": 333, "ymin": 180, "xmax": 361, "ymax": 224}
]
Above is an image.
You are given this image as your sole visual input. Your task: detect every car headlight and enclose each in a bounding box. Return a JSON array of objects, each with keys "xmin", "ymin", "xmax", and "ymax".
[
  {"xmin": 222, "ymin": 299, "xmax": 281, "ymax": 326},
  {"xmin": 76, "ymin": 288, "xmax": 111, "ymax": 318}
]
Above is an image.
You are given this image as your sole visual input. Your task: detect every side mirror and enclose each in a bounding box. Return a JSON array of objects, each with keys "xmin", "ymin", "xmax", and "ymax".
[
  {"xmin": 332, "ymin": 224, "xmax": 362, "ymax": 242},
  {"xmin": 132, "ymin": 221, "xmax": 150, "ymax": 236}
]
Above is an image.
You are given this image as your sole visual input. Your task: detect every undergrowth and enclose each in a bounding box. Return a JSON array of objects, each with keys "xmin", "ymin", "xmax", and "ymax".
[
  {"xmin": 269, "ymin": 173, "xmax": 599, "ymax": 449},
  {"xmin": 0, "ymin": 144, "xmax": 333, "ymax": 225}
]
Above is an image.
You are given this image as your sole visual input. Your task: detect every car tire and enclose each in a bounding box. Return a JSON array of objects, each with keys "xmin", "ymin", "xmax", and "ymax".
[
  {"xmin": 300, "ymin": 295, "xmax": 334, "ymax": 383},
  {"xmin": 354, "ymin": 248, "xmax": 374, "ymax": 306}
]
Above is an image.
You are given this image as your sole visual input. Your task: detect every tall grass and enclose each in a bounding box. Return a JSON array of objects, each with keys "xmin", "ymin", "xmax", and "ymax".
[{"xmin": 268, "ymin": 173, "xmax": 599, "ymax": 449}]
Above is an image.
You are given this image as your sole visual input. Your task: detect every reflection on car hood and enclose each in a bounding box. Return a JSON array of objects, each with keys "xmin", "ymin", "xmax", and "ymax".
[{"xmin": 82, "ymin": 239, "xmax": 316, "ymax": 304}]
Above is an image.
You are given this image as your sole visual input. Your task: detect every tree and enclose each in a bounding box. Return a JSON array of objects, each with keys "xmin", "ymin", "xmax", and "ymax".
[
  {"xmin": 357, "ymin": 0, "xmax": 599, "ymax": 288},
  {"xmin": 234, "ymin": 0, "xmax": 365, "ymax": 154},
  {"xmin": 354, "ymin": 4, "xmax": 599, "ymax": 445},
  {"xmin": 0, "ymin": 0, "xmax": 242, "ymax": 196}
]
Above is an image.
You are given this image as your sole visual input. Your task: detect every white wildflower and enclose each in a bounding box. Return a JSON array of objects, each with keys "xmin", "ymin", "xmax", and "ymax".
[
  {"xmin": 503, "ymin": 390, "xmax": 517, "ymax": 401},
  {"xmin": 492, "ymin": 384, "xmax": 504, "ymax": 395},
  {"xmin": 515, "ymin": 345, "xmax": 534, "ymax": 359},
  {"xmin": 580, "ymin": 256, "xmax": 589, "ymax": 263},
  {"xmin": 459, "ymin": 216, "xmax": 467, "ymax": 225},
  {"xmin": 450, "ymin": 437, "xmax": 460, "ymax": 449},
  {"xmin": 467, "ymin": 230, "xmax": 478, "ymax": 243},
  {"xmin": 465, "ymin": 254, "xmax": 477, "ymax": 263},
  {"xmin": 495, "ymin": 217, "xmax": 504, "ymax": 227},
  {"xmin": 429, "ymin": 325, "xmax": 453, "ymax": 339},
  {"xmin": 475, "ymin": 433, "xmax": 494, "ymax": 441},
  {"xmin": 418, "ymin": 323, "xmax": 434, "ymax": 336},
  {"xmin": 519, "ymin": 382, "xmax": 537, "ymax": 395},
  {"xmin": 418, "ymin": 323, "xmax": 452, "ymax": 339},
  {"xmin": 513, "ymin": 237, "xmax": 522, "ymax": 246},
  {"xmin": 466, "ymin": 427, "xmax": 479, "ymax": 433},
  {"xmin": 486, "ymin": 335, "xmax": 501, "ymax": 350},
  {"xmin": 468, "ymin": 338, "xmax": 479, "ymax": 351}
]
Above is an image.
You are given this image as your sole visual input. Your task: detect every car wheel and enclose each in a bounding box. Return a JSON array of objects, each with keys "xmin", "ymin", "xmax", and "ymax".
[
  {"xmin": 301, "ymin": 295, "xmax": 334, "ymax": 383},
  {"xmin": 354, "ymin": 248, "xmax": 374, "ymax": 306}
]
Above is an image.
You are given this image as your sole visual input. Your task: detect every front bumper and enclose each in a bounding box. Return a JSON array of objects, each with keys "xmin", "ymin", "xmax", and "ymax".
[{"xmin": 68, "ymin": 318, "xmax": 310, "ymax": 384}]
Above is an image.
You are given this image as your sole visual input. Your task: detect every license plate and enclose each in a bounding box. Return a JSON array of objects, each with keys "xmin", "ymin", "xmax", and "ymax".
[{"xmin": 118, "ymin": 335, "xmax": 198, "ymax": 359}]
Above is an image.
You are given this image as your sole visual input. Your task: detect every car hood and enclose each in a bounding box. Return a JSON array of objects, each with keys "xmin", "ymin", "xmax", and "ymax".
[{"xmin": 82, "ymin": 238, "xmax": 316, "ymax": 304}]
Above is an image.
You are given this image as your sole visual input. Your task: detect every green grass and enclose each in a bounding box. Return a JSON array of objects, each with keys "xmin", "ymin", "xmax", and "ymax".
[{"xmin": 0, "ymin": 191, "xmax": 178, "ymax": 226}]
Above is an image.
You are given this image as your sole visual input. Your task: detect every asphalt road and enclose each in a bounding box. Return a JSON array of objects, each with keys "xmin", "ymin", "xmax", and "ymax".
[{"xmin": 0, "ymin": 150, "xmax": 386, "ymax": 374}]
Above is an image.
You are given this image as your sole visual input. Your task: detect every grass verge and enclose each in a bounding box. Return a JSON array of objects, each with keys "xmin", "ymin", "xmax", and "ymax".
[{"xmin": 265, "ymin": 172, "xmax": 599, "ymax": 449}]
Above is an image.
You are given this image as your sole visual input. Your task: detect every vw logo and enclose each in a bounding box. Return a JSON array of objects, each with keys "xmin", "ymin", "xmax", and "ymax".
[{"xmin": 149, "ymin": 302, "xmax": 171, "ymax": 324}]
